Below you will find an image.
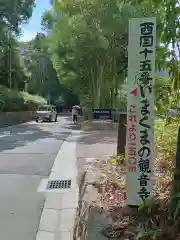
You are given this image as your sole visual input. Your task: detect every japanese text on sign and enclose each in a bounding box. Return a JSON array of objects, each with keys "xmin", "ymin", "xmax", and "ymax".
[
  {"xmin": 127, "ymin": 104, "xmax": 137, "ymax": 173},
  {"xmin": 126, "ymin": 18, "xmax": 156, "ymax": 206}
]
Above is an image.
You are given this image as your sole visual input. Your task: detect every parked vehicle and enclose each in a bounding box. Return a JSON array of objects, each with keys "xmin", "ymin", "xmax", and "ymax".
[{"xmin": 35, "ymin": 105, "xmax": 57, "ymax": 122}]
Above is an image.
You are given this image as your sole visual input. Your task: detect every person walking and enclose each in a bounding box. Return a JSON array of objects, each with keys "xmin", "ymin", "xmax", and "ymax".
[{"xmin": 72, "ymin": 107, "xmax": 78, "ymax": 123}]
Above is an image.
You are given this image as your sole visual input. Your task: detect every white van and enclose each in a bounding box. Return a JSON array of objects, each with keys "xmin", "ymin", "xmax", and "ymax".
[{"xmin": 35, "ymin": 105, "xmax": 57, "ymax": 122}]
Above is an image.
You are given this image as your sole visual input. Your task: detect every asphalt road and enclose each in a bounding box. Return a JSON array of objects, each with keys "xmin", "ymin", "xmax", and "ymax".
[{"xmin": 0, "ymin": 116, "xmax": 72, "ymax": 240}]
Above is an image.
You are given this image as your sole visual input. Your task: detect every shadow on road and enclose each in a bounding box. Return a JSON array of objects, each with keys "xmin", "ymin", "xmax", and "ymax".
[
  {"xmin": 0, "ymin": 121, "xmax": 70, "ymax": 152},
  {"xmin": 64, "ymin": 117, "xmax": 117, "ymax": 144},
  {"xmin": 62, "ymin": 116, "xmax": 81, "ymax": 130},
  {"xmin": 77, "ymin": 130, "xmax": 117, "ymax": 144},
  {"xmin": 0, "ymin": 116, "xmax": 117, "ymax": 153}
]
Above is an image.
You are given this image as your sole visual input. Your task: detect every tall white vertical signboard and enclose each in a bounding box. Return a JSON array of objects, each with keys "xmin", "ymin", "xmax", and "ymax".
[{"xmin": 126, "ymin": 18, "xmax": 156, "ymax": 206}]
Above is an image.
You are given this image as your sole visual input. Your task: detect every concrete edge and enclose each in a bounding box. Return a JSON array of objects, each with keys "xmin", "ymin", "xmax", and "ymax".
[{"xmin": 36, "ymin": 130, "xmax": 81, "ymax": 240}]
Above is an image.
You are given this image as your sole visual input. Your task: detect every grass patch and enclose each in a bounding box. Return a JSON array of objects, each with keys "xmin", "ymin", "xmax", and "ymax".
[
  {"xmin": 154, "ymin": 119, "xmax": 165, "ymax": 137},
  {"xmin": 155, "ymin": 120, "xmax": 177, "ymax": 166}
]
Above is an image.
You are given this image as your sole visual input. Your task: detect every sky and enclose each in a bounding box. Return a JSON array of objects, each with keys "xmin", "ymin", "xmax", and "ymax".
[{"xmin": 19, "ymin": 0, "xmax": 51, "ymax": 42}]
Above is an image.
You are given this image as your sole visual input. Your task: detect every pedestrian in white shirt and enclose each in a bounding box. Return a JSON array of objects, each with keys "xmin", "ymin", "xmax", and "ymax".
[{"xmin": 72, "ymin": 107, "xmax": 78, "ymax": 123}]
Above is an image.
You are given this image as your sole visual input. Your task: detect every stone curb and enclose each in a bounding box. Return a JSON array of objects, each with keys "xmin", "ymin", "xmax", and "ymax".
[{"xmin": 36, "ymin": 131, "xmax": 81, "ymax": 240}]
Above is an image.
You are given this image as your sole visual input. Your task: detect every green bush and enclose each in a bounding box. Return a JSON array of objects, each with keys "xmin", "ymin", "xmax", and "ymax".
[{"xmin": 0, "ymin": 85, "xmax": 46, "ymax": 112}]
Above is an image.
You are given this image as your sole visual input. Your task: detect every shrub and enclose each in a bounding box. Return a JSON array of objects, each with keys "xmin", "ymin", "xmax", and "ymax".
[{"xmin": 0, "ymin": 85, "xmax": 46, "ymax": 112}]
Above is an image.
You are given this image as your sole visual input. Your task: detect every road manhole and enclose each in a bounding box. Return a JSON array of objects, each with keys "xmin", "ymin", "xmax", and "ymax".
[{"xmin": 46, "ymin": 180, "xmax": 72, "ymax": 189}]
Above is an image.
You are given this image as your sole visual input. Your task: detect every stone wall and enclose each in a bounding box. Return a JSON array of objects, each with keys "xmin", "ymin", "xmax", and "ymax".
[{"xmin": 0, "ymin": 111, "xmax": 35, "ymax": 127}]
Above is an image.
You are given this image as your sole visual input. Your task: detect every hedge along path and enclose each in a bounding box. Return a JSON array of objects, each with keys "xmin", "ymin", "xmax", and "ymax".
[{"xmin": 0, "ymin": 85, "xmax": 46, "ymax": 112}]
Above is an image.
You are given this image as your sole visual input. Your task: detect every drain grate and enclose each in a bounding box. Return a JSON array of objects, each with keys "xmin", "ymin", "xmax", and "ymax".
[{"xmin": 46, "ymin": 180, "xmax": 71, "ymax": 189}]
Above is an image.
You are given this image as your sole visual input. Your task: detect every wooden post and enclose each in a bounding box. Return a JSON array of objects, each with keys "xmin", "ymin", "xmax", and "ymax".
[
  {"xmin": 168, "ymin": 127, "xmax": 180, "ymax": 220},
  {"xmin": 117, "ymin": 114, "xmax": 127, "ymax": 156},
  {"xmin": 173, "ymin": 127, "xmax": 180, "ymax": 195}
]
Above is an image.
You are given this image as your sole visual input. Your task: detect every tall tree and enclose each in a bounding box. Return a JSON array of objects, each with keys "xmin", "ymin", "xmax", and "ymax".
[
  {"xmin": 44, "ymin": 0, "xmax": 165, "ymax": 108},
  {"xmin": 0, "ymin": 0, "xmax": 35, "ymax": 33},
  {"xmin": 21, "ymin": 33, "xmax": 60, "ymax": 100},
  {"xmin": 0, "ymin": 0, "xmax": 35, "ymax": 89}
]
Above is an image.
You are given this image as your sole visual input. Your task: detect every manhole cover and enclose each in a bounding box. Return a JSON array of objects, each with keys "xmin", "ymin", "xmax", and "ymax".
[{"xmin": 46, "ymin": 180, "xmax": 71, "ymax": 189}]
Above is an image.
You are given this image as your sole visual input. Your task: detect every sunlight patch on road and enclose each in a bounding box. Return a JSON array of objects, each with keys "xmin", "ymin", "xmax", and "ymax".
[
  {"xmin": 0, "ymin": 130, "xmax": 35, "ymax": 138},
  {"xmin": 0, "ymin": 131, "xmax": 11, "ymax": 138},
  {"xmin": 17, "ymin": 131, "xmax": 34, "ymax": 135}
]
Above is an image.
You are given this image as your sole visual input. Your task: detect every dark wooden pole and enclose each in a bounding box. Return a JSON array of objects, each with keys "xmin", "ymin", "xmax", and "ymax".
[
  {"xmin": 117, "ymin": 114, "xmax": 127, "ymax": 156},
  {"xmin": 168, "ymin": 127, "xmax": 180, "ymax": 220},
  {"xmin": 173, "ymin": 127, "xmax": 180, "ymax": 195}
]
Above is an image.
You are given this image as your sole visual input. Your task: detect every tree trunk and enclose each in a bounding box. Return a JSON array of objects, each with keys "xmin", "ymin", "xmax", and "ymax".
[
  {"xmin": 94, "ymin": 64, "xmax": 104, "ymax": 108},
  {"xmin": 94, "ymin": 86, "xmax": 101, "ymax": 108},
  {"xmin": 173, "ymin": 127, "xmax": 180, "ymax": 195},
  {"xmin": 169, "ymin": 127, "xmax": 180, "ymax": 220},
  {"xmin": 111, "ymin": 57, "xmax": 116, "ymax": 109}
]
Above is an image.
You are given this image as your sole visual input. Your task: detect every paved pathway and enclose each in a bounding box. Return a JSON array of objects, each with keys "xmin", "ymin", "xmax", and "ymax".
[
  {"xmin": 0, "ymin": 116, "xmax": 72, "ymax": 240},
  {"xmin": 76, "ymin": 129, "xmax": 118, "ymax": 240},
  {"xmin": 76, "ymin": 129, "xmax": 117, "ymax": 176}
]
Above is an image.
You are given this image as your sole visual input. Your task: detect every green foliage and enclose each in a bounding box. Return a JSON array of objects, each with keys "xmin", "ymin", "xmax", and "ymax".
[
  {"xmin": 0, "ymin": 85, "xmax": 46, "ymax": 112},
  {"xmin": 136, "ymin": 230, "xmax": 156, "ymax": 240},
  {"xmin": 138, "ymin": 197, "xmax": 160, "ymax": 216},
  {"xmin": 154, "ymin": 119, "xmax": 165, "ymax": 137},
  {"xmin": 154, "ymin": 77, "xmax": 170, "ymax": 115},
  {"xmin": 155, "ymin": 121, "xmax": 177, "ymax": 167},
  {"xmin": 44, "ymin": 0, "xmax": 160, "ymax": 108},
  {"xmin": 109, "ymin": 155, "xmax": 124, "ymax": 165},
  {"xmin": 20, "ymin": 33, "xmax": 61, "ymax": 99},
  {"xmin": 0, "ymin": 34, "xmax": 28, "ymax": 90},
  {"xmin": 0, "ymin": 0, "xmax": 35, "ymax": 33},
  {"xmin": 31, "ymin": 33, "xmax": 49, "ymax": 53},
  {"xmin": 41, "ymin": 10, "xmax": 53, "ymax": 31},
  {"xmin": 170, "ymin": 193, "xmax": 180, "ymax": 221},
  {"xmin": 139, "ymin": 0, "xmax": 180, "ymax": 92},
  {"xmin": 0, "ymin": 0, "xmax": 35, "ymax": 93},
  {"xmin": 40, "ymin": 0, "xmax": 180, "ymax": 110}
]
